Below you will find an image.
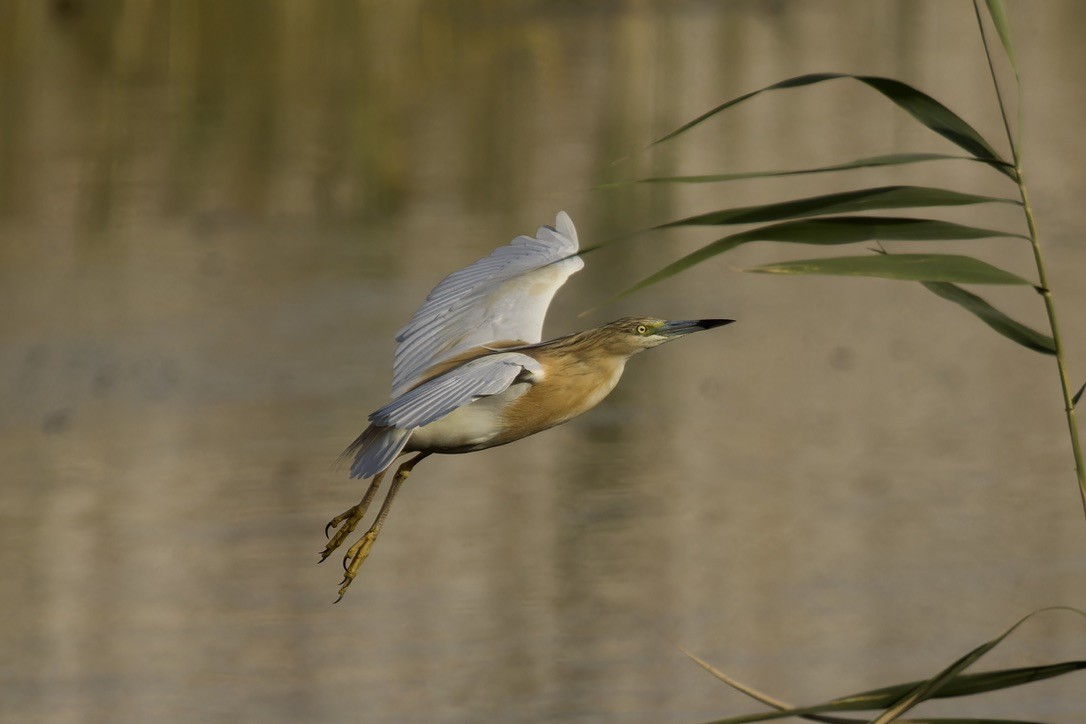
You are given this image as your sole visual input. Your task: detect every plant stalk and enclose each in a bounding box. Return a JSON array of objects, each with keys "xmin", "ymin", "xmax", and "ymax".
[
  {"xmin": 974, "ymin": 1, "xmax": 1086, "ymax": 518},
  {"xmin": 1020, "ymin": 178, "xmax": 1086, "ymax": 518}
]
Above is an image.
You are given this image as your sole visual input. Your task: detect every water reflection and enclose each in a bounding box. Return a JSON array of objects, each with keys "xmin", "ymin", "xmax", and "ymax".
[{"xmin": 2, "ymin": 1, "xmax": 1085, "ymax": 722}]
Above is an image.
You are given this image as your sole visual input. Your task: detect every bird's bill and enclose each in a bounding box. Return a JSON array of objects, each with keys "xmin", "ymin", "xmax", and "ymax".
[{"xmin": 657, "ymin": 318, "xmax": 735, "ymax": 337}]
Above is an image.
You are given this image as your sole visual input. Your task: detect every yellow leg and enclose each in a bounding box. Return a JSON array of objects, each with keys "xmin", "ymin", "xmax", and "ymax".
[
  {"xmin": 319, "ymin": 469, "xmax": 386, "ymax": 562},
  {"xmin": 335, "ymin": 452, "xmax": 429, "ymax": 602}
]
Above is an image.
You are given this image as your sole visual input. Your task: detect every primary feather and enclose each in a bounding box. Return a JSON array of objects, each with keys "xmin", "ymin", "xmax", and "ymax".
[{"xmin": 390, "ymin": 211, "xmax": 582, "ymax": 397}]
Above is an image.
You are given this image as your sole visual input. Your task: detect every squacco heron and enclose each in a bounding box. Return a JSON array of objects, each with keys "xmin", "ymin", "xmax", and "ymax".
[{"xmin": 322, "ymin": 212, "xmax": 732, "ymax": 599}]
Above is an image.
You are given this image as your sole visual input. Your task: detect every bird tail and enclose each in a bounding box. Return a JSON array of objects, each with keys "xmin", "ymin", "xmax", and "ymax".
[{"xmin": 339, "ymin": 425, "xmax": 412, "ymax": 479}]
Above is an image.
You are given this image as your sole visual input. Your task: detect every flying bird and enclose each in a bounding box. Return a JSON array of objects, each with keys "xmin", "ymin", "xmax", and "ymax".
[{"xmin": 322, "ymin": 212, "xmax": 732, "ymax": 599}]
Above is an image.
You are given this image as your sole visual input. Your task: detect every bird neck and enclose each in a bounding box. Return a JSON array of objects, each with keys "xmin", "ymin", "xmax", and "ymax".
[
  {"xmin": 511, "ymin": 344, "xmax": 628, "ymax": 431},
  {"xmin": 530, "ymin": 335, "xmax": 631, "ymax": 385},
  {"xmin": 538, "ymin": 327, "xmax": 642, "ymax": 361}
]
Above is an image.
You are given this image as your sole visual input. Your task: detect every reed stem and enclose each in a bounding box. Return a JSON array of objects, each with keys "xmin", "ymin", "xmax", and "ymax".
[{"xmin": 973, "ymin": 1, "xmax": 1086, "ymax": 518}]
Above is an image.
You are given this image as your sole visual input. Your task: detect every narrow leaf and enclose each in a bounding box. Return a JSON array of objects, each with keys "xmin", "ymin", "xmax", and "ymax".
[
  {"xmin": 872, "ymin": 607, "xmax": 1086, "ymax": 723},
  {"xmin": 828, "ymin": 661, "xmax": 1086, "ymax": 709},
  {"xmin": 979, "ymin": 0, "xmax": 1023, "ymax": 156},
  {"xmin": 649, "ymin": 73, "xmax": 1010, "ymax": 175},
  {"xmin": 651, "ymin": 73, "xmax": 842, "ymax": 146},
  {"xmin": 890, "ymin": 719, "xmax": 1043, "ymax": 723},
  {"xmin": 682, "ymin": 646, "xmax": 862, "ymax": 724},
  {"xmin": 921, "ymin": 282, "xmax": 1055, "ymax": 354},
  {"xmin": 1072, "ymin": 381, "xmax": 1085, "ymax": 408},
  {"xmin": 688, "ymin": 646, "xmax": 1083, "ymax": 724},
  {"xmin": 699, "ymin": 661, "xmax": 1086, "ymax": 724},
  {"xmin": 657, "ymin": 186, "xmax": 1018, "ymax": 229},
  {"xmin": 985, "ymin": 1, "xmax": 1019, "ymax": 76},
  {"xmin": 704, "ymin": 217, "xmax": 1022, "ymax": 244},
  {"xmin": 711, "ymin": 714, "xmax": 1044, "ymax": 724},
  {"xmin": 746, "ymin": 254, "xmax": 1034, "ymax": 286},
  {"xmin": 890, "ymin": 719, "xmax": 1045, "ymax": 723},
  {"xmin": 697, "ymin": 609, "xmax": 1086, "ymax": 724},
  {"xmin": 860, "ymin": 76, "xmax": 1004, "ymax": 165},
  {"xmin": 617, "ymin": 217, "xmax": 1025, "ymax": 298},
  {"xmin": 610, "ymin": 153, "xmax": 1012, "ymax": 187}
]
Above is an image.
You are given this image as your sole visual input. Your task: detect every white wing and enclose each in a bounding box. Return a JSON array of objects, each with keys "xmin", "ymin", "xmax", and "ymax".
[
  {"xmin": 391, "ymin": 211, "xmax": 582, "ymax": 397},
  {"xmin": 343, "ymin": 426, "xmax": 412, "ymax": 480},
  {"xmin": 346, "ymin": 352, "xmax": 541, "ymax": 478},
  {"xmin": 374, "ymin": 353, "xmax": 541, "ymax": 429}
]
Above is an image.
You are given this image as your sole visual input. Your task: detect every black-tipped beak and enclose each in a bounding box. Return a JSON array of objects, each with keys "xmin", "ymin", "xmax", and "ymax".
[{"xmin": 658, "ymin": 318, "xmax": 735, "ymax": 337}]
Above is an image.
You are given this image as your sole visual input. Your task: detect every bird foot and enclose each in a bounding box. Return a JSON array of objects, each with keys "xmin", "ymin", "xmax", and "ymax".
[
  {"xmin": 320, "ymin": 504, "xmax": 366, "ymax": 562},
  {"xmin": 335, "ymin": 530, "xmax": 378, "ymax": 602},
  {"xmin": 319, "ymin": 458, "xmax": 421, "ymax": 601},
  {"xmin": 321, "ymin": 504, "xmax": 381, "ymax": 601}
]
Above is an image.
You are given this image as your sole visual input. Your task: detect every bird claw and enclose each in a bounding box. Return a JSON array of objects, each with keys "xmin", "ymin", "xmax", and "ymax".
[
  {"xmin": 320, "ymin": 461, "xmax": 417, "ymax": 600},
  {"xmin": 319, "ymin": 505, "xmax": 381, "ymax": 600},
  {"xmin": 324, "ymin": 507, "xmax": 356, "ymax": 539},
  {"xmin": 335, "ymin": 531, "xmax": 377, "ymax": 600},
  {"xmin": 319, "ymin": 505, "xmax": 365, "ymax": 563}
]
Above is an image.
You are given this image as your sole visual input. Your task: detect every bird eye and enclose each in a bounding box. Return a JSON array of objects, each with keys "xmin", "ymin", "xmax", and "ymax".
[{"xmin": 635, "ymin": 324, "xmax": 647, "ymax": 335}]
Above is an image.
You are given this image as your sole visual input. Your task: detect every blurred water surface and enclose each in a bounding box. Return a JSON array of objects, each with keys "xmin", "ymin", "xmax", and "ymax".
[{"xmin": 2, "ymin": 1, "xmax": 1085, "ymax": 722}]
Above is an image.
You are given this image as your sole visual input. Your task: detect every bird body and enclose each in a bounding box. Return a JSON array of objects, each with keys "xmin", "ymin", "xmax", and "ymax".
[
  {"xmin": 404, "ymin": 329, "xmax": 629, "ymax": 454},
  {"xmin": 405, "ymin": 370, "xmax": 532, "ymax": 452},
  {"xmin": 497, "ymin": 342, "xmax": 627, "ymax": 444},
  {"xmin": 323, "ymin": 212, "xmax": 733, "ymax": 600}
]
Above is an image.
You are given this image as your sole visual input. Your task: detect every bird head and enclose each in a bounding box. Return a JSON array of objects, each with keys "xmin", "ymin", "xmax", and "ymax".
[{"xmin": 598, "ymin": 316, "xmax": 734, "ymax": 356}]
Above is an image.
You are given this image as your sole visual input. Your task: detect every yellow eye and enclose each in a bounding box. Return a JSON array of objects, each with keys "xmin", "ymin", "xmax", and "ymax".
[{"xmin": 635, "ymin": 324, "xmax": 647, "ymax": 335}]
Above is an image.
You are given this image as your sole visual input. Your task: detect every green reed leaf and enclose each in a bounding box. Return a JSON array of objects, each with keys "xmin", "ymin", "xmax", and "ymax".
[
  {"xmin": 604, "ymin": 153, "xmax": 1011, "ymax": 187},
  {"xmin": 745, "ymin": 254, "xmax": 1033, "ymax": 286},
  {"xmin": 979, "ymin": 0, "xmax": 1022, "ymax": 159},
  {"xmin": 985, "ymin": 1, "xmax": 1018, "ymax": 76},
  {"xmin": 615, "ymin": 217, "xmax": 1024, "ymax": 298},
  {"xmin": 648, "ymin": 73, "xmax": 1010, "ymax": 176},
  {"xmin": 656, "ymin": 186, "xmax": 1017, "ymax": 228},
  {"xmin": 1072, "ymin": 381, "xmax": 1085, "ymax": 408},
  {"xmin": 699, "ymin": 661, "xmax": 1084, "ymax": 723},
  {"xmin": 921, "ymin": 282, "xmax": 1054, "ymax": 354},
  {"xmin": 872, "ymin": 608, "xmax": 1086, "ymax": 723}
]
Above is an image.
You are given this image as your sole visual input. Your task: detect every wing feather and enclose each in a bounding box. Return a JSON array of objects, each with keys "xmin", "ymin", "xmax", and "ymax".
[
  {"xmin": 373, "ymin": 352, "xmax": 540, "ymax": 429},
  {"xmin": 345, "ymin": 352, "xmax": 541, "ymax": 478},
  {"xmin": 391, "ymin": 212, "xmax": 582, "ymax": 396},
  {"xmin": 342, "ymin": 426, "xmax": 413, "ymax": 480}
]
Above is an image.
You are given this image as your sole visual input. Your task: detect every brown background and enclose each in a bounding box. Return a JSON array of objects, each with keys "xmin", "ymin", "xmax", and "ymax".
[{"xmin": 1, "ymin": 1, "xmax": 1084, "ymax": 721}]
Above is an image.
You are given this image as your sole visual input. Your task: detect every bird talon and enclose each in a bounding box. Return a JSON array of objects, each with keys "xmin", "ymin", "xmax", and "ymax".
[
  {"xmin": 333, "ymin": 531, "xmax": 379, "ymax": 600},
  {"xmin": 320, "ymin": 501, "xmax": 372, "ymax": 562},
  {"xmin": 324, "ymin": 510, "xmax": 350, "ymax": 540}
]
